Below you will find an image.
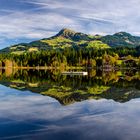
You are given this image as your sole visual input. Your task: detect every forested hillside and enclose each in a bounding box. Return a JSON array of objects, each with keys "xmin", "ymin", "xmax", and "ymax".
[{"xmin": 1, "ymin": 28, "xmax": 140, "ymax": 68}]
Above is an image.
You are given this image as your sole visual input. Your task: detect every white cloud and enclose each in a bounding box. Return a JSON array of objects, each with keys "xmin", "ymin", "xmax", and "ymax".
[
  {"xmin": 0, "ymin": 0, "xmax": 140, "ymax": 48},
  {"xmin": 0, "ymin": 11, "xmax": 79, "ymax": 39}
]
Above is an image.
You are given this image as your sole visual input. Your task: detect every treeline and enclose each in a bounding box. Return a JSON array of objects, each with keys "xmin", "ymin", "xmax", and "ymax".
[{"xmin": 1, "ymin": 46, "xmax": 140, "ymax": 68}]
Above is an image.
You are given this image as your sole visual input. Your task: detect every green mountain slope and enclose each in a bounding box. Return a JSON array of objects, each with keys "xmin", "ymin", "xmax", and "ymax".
[
  {"xmin": 1, "ymin": 29, "xmax": 140, "ymax": 54},
  {"xmin": 0, "ymin": 28, "xmax": 109, "ymax": 54},
  {"xmin": 101, "ymin": 32, "xmax": 140, "ymax": 47}
]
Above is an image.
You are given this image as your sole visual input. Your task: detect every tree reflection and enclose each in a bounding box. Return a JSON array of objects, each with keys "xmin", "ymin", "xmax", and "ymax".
[{"xmin": 0, "ymin": 69, "xmax": 140, "ymax": 105}]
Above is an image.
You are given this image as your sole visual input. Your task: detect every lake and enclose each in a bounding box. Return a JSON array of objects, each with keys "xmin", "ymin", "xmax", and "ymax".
[{"xmin": 0, "ymin": 69, "xmax": 140, "ymax": 140}]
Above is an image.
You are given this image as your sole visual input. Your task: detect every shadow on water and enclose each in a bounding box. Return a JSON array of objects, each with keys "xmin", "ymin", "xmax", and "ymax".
[{"xmin": 1, "ymin": 68, "xmax": 140, "ymax": 105}]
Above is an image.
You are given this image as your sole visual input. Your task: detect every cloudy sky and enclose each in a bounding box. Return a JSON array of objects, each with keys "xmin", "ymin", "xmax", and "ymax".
[{"xmin": 0, "ymin": 0, "xmax": 140, "ymax": 48}]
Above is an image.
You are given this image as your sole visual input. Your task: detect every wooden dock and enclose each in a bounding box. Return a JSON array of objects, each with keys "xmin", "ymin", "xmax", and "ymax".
[{"xmin": 62, "ymin": 71, "xmax": 88, "ymax": 76}]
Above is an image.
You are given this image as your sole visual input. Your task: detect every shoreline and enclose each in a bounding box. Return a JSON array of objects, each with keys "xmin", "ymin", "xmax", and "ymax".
[{"xmin": 0, "ymin": 66, "xmax": 139, "ymax": 70}]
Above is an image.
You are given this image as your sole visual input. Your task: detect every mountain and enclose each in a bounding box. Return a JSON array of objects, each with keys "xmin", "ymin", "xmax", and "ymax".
[
  {"xmin": 1, "ymin": 29, "xmax": 140, "ymax": 54},
  {"xmin": 54, "ymin": 28, "xmax": 93, "ymax": 41},
  {"xmin": 0, "ymin": 28, "xmax": 109, "ymax": 54},
  {"xmin": 100, "ymin": 32, "xmax": 140, "ymax": 47}
]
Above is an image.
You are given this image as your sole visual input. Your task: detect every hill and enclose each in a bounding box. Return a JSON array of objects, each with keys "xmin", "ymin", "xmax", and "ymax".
[
  {"xmin": 1, "ymin": 28, "xmax": 140, "ymax": 54},
  {"xmin": 100, "ymin": 32, "xmax": 140, "ymax": 47}
]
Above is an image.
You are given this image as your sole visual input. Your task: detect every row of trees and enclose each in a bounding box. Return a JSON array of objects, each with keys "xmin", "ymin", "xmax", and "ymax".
[{"xmin": 0, "ymin": 46, "xmax": 140, "ymax": 68}]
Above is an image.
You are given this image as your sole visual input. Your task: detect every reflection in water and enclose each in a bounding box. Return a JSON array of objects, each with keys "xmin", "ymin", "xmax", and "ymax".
[
  {"xmin": 1, "ymin": 69, "xmax": 140, "ymax": 139},
  {"xmin": 0, "ymin": 68, "xmax": 140, "ymax": 105}
]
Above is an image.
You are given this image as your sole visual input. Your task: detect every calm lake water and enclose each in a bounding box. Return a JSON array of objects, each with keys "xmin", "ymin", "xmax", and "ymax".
[{"xmin": 0, "ymin": 69, "xmax": 140, "ymax": 140}]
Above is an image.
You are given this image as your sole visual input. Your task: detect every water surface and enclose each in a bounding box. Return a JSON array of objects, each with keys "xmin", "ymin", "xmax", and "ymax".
[{"xmin": 0, "ymin": 69, "xmax": 140, "ymax": 140}]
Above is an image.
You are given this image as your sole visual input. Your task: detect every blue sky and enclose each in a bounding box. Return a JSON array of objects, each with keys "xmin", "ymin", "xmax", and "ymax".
[{"xmin": 0, "ymin": 0, "xmax": 140, "ymax": 49}]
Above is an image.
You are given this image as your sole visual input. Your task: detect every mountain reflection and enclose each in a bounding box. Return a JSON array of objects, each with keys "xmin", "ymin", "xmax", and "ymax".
[{"xmin": 0, "ymin": 68, "xmax": 140, "ymax": 105}]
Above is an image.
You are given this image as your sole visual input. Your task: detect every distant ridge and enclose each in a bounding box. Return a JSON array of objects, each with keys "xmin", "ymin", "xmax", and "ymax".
[
  {"xmin": 100, "ymin": 31, "xmax": 140, "ymax": 47},
  {"xmin": 1, "ymin": 28, "xmax": 140, "ymax": 54}
]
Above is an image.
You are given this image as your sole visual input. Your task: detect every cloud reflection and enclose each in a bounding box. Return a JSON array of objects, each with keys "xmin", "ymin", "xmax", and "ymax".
[{"xmin": 0, "ymin": 85, "xmax": 140, "ymax": 139}]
